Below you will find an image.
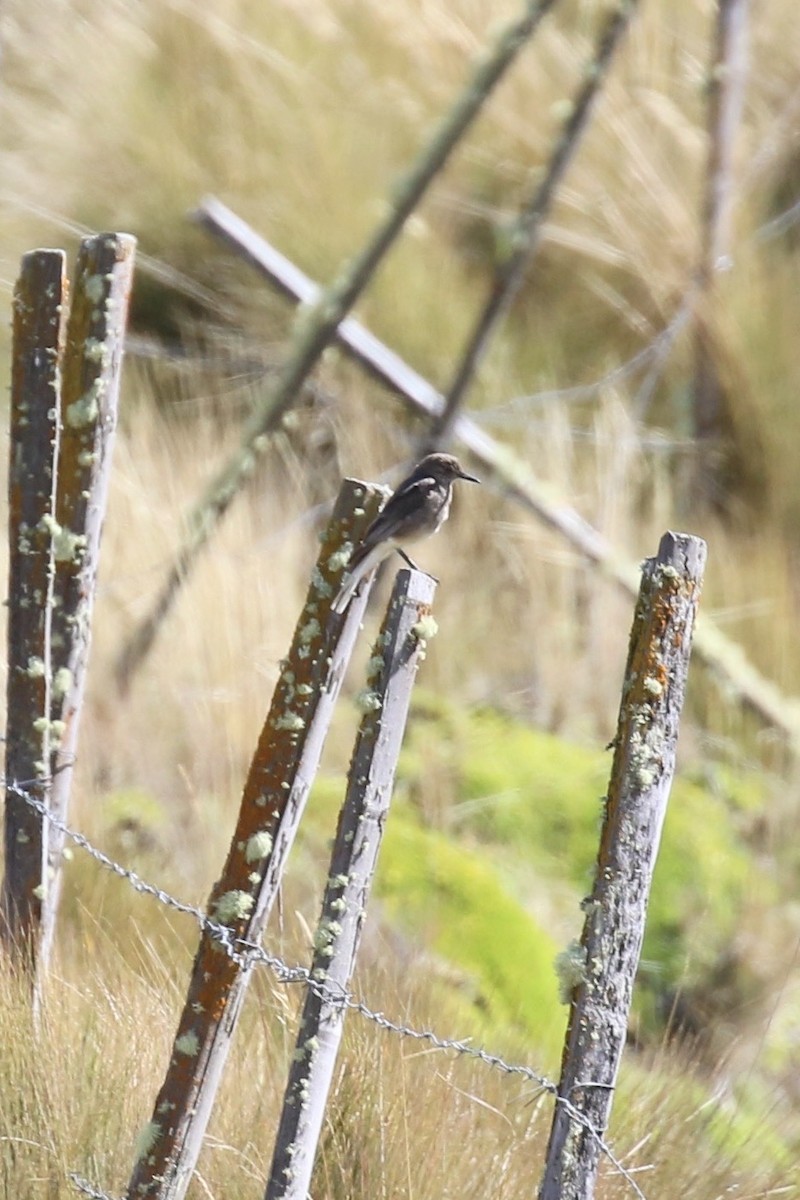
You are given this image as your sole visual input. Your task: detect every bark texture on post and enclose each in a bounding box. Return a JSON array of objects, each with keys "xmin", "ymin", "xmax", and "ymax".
[
  {"xmin": 2, "ymin": 250, "xmax": 67, "ymax": 959},
  {"xmin": 265, "ymin": 569, "xmax": 436, "ymax": 1200},
  {"xmin": 125, "ymin": 479, "xmax": 387, "ymax": 1200},
  {"xmin": 538, "ymin": 531, "xmax": 707, "ymax": 1200},
  {"xmin": 40, "ymin": 232, "xmax": 136, "ymax": 972}
]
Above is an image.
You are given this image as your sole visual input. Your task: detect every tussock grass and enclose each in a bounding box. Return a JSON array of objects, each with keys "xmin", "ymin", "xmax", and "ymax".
[{"xmin": 2, "ymin": 0, "xmax": 800, "ymax": 1193}]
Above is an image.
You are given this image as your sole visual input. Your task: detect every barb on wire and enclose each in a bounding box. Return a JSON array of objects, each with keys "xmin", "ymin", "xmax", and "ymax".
[{"xmin": 7, "ymin": 779, "xmax": 646, "ymax": 1200}]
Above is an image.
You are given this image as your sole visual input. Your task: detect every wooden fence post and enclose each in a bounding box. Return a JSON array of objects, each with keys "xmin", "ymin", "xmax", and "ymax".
[
  {"xmin": 39, "ymin": 233, "xmax": 136, "ymax": 976},
  {"xmin": 538, "ymin": 531, "xmax": 706, "ymax": 1200},
  {"xmin": 265, "ymin": 569, "xmax": 437, "ymax": 1200},
  {"xmin": 125, "ymin": 479, "xmax": 388, "ymax": 1200},
  {"xmin": 2, "ymin": 250, "xmax": 67, "ymax": 962}
]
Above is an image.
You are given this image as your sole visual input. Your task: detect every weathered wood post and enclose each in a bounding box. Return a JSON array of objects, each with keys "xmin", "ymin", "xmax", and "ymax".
[
  {"xmin": 40, "ymin": 232, "xmax": 136, "ymax": 974},
  {"xmin": 265, "ymin": 569, "xmax": 437, "ymax": 1200},
  {"xmin": 125, "ymin": 479, "xmax": 388, "ymax": 1200},
  {"xmin": 2, "ymin": 250, "xmax": 67, "ymax": 961},
  {"xmin": 538, "ymin": 531, "xmax": 707, "ymax": 1200}
]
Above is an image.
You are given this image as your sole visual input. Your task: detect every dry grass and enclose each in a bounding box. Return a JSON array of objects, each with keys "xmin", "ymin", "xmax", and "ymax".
[{"xmin": 2, "ymin": 0, "xmax": 800, "ymax": 1193}]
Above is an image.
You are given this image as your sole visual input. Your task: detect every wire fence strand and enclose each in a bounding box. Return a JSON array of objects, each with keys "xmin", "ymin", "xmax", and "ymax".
[{"xmin": 5, "ymin": 778, "xmax": 648, "ymax": 1200}]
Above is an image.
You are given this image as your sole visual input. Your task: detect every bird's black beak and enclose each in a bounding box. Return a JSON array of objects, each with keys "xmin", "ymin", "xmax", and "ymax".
[{"xmin": 457, "ymin": 468, "xmax": 480, "ymax": 484}]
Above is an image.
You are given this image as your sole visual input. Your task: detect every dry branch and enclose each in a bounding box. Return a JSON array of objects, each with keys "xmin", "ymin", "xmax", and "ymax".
[
  {"xmin": 38, "ymin": 232, "xmax": 136, "ymax": 974},
  {"xmin": 425, "ymin": 0, "xmax": 639, "ymax": 454},
  {"xmin": 265, "ymin": 569, "xmax": 436, "ymax": 1200},
  {"xmin": 125, "ymin": 479, "xmax": 389, "ymax": 1200},
  {"xmin": 195, "ymin": 202, "xmax": 800, "ymax": 752},
  {"xmin": 2, "ymin": 250, "xmax": 67, "ymax": 960},
  {"xmin": 539, "ymin": 531, "xmax": 706, "ymax": 1200},
  {"xmin": 114, "ymin": 0, "xmax": 560, "ymax": 688}
]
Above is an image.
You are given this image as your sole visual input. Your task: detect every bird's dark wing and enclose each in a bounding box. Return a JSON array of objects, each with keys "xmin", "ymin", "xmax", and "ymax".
[{"xmin": 349, "ymin": 475, "xmax": 438, "ymax": 567}]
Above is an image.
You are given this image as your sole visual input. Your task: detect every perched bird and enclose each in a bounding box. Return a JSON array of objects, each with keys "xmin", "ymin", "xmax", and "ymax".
[{"xmin": 332, "ymin": 452, "xmax": 480, "ymax": 613}]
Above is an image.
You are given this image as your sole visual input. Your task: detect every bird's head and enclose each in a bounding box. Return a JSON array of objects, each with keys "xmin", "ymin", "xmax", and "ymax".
[{"xmin": 418, "ymin": 453, "xmax": 480, "ymax": 485}]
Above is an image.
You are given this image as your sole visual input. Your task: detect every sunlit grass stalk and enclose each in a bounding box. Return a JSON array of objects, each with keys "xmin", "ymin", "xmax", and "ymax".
[{"xmin": 115, "ymin": 0, "xmax": 561, "ymax": 687}]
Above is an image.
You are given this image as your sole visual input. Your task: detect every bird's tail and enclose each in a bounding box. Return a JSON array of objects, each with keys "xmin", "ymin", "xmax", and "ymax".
[{"xmin": 331, "ymin": 542, "xmax": 389, "ymax": 613}]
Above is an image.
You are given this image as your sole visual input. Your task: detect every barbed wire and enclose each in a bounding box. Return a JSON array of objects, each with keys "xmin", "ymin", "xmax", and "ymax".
[{"xmin": 6, "ymin": 779, "xmax": 648, "ymax": 1200}]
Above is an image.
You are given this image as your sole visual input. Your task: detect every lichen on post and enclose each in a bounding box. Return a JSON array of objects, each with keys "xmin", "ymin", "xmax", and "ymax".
[
  {"xmin": 265, "ymin": 568, "xmax": 436, "ymax": 1200},
  {"xmin": 126, "ymin": 478, "xmax": 388, "ymax": 1200},
  {"xmin": 2, "ymin": 250, "xmax": 68, "ymax": 964},
  {"xmin": 539, "ymin": 531, "xmax": 707, "ymax": 1200},
  {"xmin": 2, "ymin": 249, "xmax": 67, "ymax": 964},
  {"xmin": 40, "ymin": 232, "xmax": 136, "ymax": 976}
]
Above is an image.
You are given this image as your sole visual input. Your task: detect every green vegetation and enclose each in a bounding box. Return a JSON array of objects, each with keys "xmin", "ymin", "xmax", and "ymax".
[{"xmin": 2, "ymin": 0, "xmax": 800, "ymax": 1194}]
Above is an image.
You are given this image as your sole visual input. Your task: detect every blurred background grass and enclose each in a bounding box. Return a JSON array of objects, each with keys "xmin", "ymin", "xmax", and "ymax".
[{"xmin": 2, "ymin": 0, "xmax": 800, "ymax": 1194}]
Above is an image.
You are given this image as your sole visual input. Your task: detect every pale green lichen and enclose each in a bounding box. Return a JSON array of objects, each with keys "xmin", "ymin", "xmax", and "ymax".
[
  {"xmin": 327, "ymin": 544, "xmax": 352, "ymax": 574},
  {"xmin": 175, "ymin": 1031, "xmax": 200, "ymax": 1057},
  {"xmin": 412, "ymin": 615, "xmax": 439, "ymax": 642},
  {"xmin": 311, "ymin": 566, "xmax": 333, "ymax": 597},
  {"xmin": 365, "ymin": 653, "xmax": 384, "ymax": 683},
  {"xmin": 298, "ymin": 618, "xmax": 321, "ymax": 644},
  {"xmin": 66, "ymin": 385, "xmax": 101, "ymax": 429},
  {"xmin": 275, "ymin": 712, "xmax": 305, "ymax": 732},
  {"xmin": 555, "ymin": 940, "xmax": 588, "ymax": 1004},
  {"xmin": 245, "ymin": 830, "xmax": 273, "ymax": 863},
  {"xmin": 38, "ymin": 513, "xmax": 87, "ymax": 562},
  {"xmin": 212, "ymin": 890, "xmax": 254, "ymax": 924},
  {"xmin": 25, "ymin": 657, "xmax": 46, "ymax": 679},
  {"xmin": 355, "ymin": 689, "xmax": 382, "ymax": 714},
  {"xmin": 83, "ymin": 337, "xmax": 108, "ymax": 364},
  {"xmin": 313, "ymin": 918, "xmax": 342, "ymax": 958},
  {"xmin": 83, "ymin": 273, "xmax": 106, "ymax": 304},
  {"xmin": 52, "ymin": 667, "xmax": 73, "ymax": 698},
  {"xmin": 133, "ymin": 1120, "xmax": 161, "ymax": 1163},
  {"xmin": 32, "ymin": 883, "xmax": 46, "ymax": 900}
]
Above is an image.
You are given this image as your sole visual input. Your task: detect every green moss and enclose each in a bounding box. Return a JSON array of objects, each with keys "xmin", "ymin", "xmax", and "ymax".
[
  {"xmin": 376, "ymin": 813, "xmax": 566, "ymax": 1058},
  {"xmin": 307, "ymin": 772, "xmax": 565, "ymax": 1059},
  {"xmin": 399, "ymin": 700, "xmax": 774, "ymax": 1032}
]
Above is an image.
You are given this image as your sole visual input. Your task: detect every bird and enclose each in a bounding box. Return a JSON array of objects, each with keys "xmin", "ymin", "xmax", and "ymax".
[{"xmin": 332, "ymin": 452, "xmax": 480, "ymax": 614}]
